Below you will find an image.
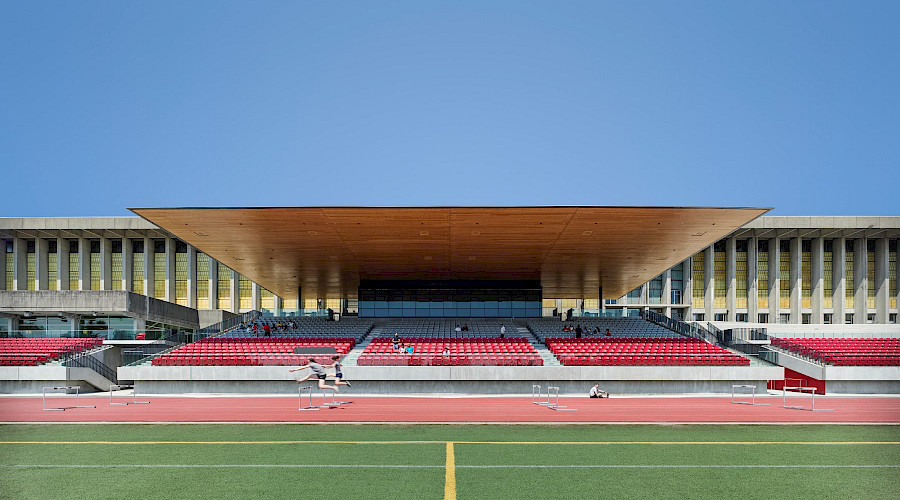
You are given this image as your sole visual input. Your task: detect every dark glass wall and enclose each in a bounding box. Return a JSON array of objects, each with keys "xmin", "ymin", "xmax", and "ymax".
[{"xmin": 358, "ymin": 281, "xmax": 541, "ymax": 318}]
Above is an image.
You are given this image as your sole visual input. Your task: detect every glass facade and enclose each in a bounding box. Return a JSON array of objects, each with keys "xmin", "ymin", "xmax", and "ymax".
[
  {"xmin": 132, "ymin": 240, "xmax": 144, "ymax": 293},
  {"xmin": 648, "ymin": 274, "xmax": 663, "ymax": 304},
  {"xmin": 824, "ymin": 240, "xmax": 832, "ymax": 309},
  {"xmin": 68, "ymin": 240, "xmax": 79, "ymax": 291},
  {"xmin": 713, "ymin": 241, "xmax": 726, "ymax": 309},
  {"xmin": 692, "ymin": 251, "xmax": 705, "ymax": 309},
  {"xmin": 358, "ymin": 286, "xmax": 541, "ymax": 318},
  {"xmin": 217, "ymin": 262, "xmax": 231, "ymax": 310},
  {"xmin": 845, "ymin": 240, "xmax": 854, "ymax": 309},
  {"xmin": 175, "ymin": 246, "xmax": 188, "ymax": 306},
  {"xmin": 670, "ymin": 262, "xmax": 684, "ymax": 304},
  {"xmin": 26, "ymin": 242, "xmax": 35, "ymax": 290},
  {"xmin": 260, "ymin": 288, "xmax": 275, "ymax": 311},
  {"xmin": 891, "ymin": 240, "xmax": 897, "ymax": 310},
  {"xmin": 153, "ymin": 240, "xmax": 165, "ymax": 299},
  {"xmin": 736, "ymin": 240, "xmax": 748, "ymax": 309},
  {"xmin": 801, "ymin": 239, "xmax": 811, "ymax": 309},
  {"xmin": 90, "ymin": 240, "xmax": 101, "ymax": 290},
  {"xmin": 626, "ymin": 286, "xmax": 642, "ymax": 305},
  {"xmin": 4, "ymin": 241, "xmax": 12, "ymax": 290},
  {"xmin": 196, "ymin": 253, "xmax": 209, "ymax": 309},
  {"xmin": 757, "ymin": 240, "xmax": 768, "ymax": 309},
  {"xmin": 239, "ymin": 275, "xmax": 253, "ymax": 311},
  {"xmin": 111, "ymin": 240, "xmax": 122, "ymax": 291},
  {"xmin": 779, "ymin": 239, "xmax": 790, "ymax": 309},
  {"xmin": 48, "ymin": 250, "xmax": 57, "ymax": 291},
  {"xmin": 867, "ymin": 240, "xmax": 876, "ymax": 309}
]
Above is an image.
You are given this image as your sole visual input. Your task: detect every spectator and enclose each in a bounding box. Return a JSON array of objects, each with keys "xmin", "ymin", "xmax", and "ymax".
[
  {"xmin": 500, "ymin": 324, "xmax": 506, "ymax": 338},
  {"xmin": 263, "ymin": 323, "xmax": 271, "ymax": 337},
  {"xmin": 462, "ymin": 324, "xmax": 469, "ymax": 332},
  {"xmin": 605, "ymin": 328, "xmax": 611, "ymax": 337}
]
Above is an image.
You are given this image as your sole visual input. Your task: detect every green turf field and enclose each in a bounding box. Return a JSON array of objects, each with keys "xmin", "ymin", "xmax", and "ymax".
[{"xmin": 1, "ymin": 424, "xmax": 898, "ymax": 499}]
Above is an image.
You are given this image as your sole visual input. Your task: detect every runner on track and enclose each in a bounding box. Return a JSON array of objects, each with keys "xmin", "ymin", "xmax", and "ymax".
[{"xmin": 289, "ymin": 358, "xmax": 340, "ymax": 392}]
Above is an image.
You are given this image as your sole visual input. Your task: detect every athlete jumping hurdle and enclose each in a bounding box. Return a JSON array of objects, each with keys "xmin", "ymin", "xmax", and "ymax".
[
  {"xmin": 330, "ymin": 355, "xmax": 351, "ymax": 387},
  {"xmin": 289, "ymin": 358, "xmax": 340, "ymax": 393}
]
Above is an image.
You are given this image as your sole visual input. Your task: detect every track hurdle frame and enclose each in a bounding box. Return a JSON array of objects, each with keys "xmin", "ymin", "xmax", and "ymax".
[
  {"xmin": 109, "ymin": 384, "xmax": 151, "ymax": 406},
  {"xmin": 321, "ymin": 388, "xmax": 351, "ymax": 407},
  {"xmin": 298, "ymin": 385, "xmax": 321, "ymax": 411},
  {"xmin": 42, "ymin": 386, "xmax": 96, "ymax": 411},
  {"xmin": 546, "ymin": 386, "xmax": 577, "ymax": 411},
  {"xmin": 532, "ymin": 384, "xmax": 550, "ymax": 405},
  {"xmin": 782, "ymin": 386, "xmax": 833, "ymax": 411},
  {"xmin": 730, "ymin": 384, "xmax": 769, "ymax": 405}
]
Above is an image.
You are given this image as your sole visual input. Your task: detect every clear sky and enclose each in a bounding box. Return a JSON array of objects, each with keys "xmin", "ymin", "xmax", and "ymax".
[{"xmin": 1, "ymin": 1, "xmax": 897, "ymax": 217}]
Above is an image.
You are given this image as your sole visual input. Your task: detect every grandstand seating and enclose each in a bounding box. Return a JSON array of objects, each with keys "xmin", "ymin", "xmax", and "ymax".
[
  {"xmin": 223, "ymin": 317, "xmax": 374, "ymax": 342},
  {"xmin": 546, "ymin": 338, "xmax": 749, "ymax": 366},
  {"xmin": 377, "ymin": 319, "xmax": 526, "ymax": 338},
  {"xmin": 770, "ymin": 337, "xmax": 900, "ymax": 366},
  {"xmin": 357, "ymin": 337, "xmax": 542, "ymax": 366},
  {"xmin": 0, "ymin": 338, "xmax": 104, "ymax": 366},
  {"xmin": 527, "ymin": 317, "xmax": 681, "ymax": 341},
  {"xmin": 151, "ymin": 337, "xmax": 355, "ymax": 366}
]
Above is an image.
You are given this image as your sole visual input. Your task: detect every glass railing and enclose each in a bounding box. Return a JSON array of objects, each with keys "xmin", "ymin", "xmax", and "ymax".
[
  {"xmin": 260, "ymin": 308, "xmax": 331, "ymax": 318},
  {"xmin": 0, "ymin": 329, "xmax": 188, "ymax": 341}
]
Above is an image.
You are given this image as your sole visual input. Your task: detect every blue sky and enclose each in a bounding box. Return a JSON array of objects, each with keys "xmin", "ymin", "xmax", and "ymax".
[{"xmin": 1, "ymin": 1, "xmax": 897, "ymax": 217}]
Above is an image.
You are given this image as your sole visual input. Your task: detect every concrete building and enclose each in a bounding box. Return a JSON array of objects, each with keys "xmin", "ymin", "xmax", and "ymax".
[{"xmin": 2, "ymin": 214, "xmax": 898, "ymax": 336}]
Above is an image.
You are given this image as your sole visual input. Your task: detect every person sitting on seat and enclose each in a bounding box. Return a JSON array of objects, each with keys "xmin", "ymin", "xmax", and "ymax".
[{"xmin": 589, "ymin": 383, "xmax": 609, "ymax": 398}]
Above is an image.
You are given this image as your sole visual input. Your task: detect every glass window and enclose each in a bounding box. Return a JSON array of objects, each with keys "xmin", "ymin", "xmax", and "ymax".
[
  {"xmin": 757, "ymin": 241, "xmax": 768, "ymax": 309},
  {"xmin": 175, "ymin": 250, "xmax": 188, "ymax": 306},
  {"xmin": 736, "ymin": 241, "xmax": 748, "ymax": 309},
  {"xmin": 780, "ymin": 240, "xmax": 790, "ymax": 309},
  {"xmin": 824, "ymin": 240, "xmax": 832, "ymax": 309},
  {"xmin": 68, "ymin": 240, "xmax": 79, "ymax": 291},
  {"xmin": 890, "ymin": 240, "xmax": 897, "ymax": 310},
  {"xmin": 196, "ymin": 253, "xmax": 209, "ymax": 309},
  {"xmin": 260, "ymin": 288, "xmax": 275, "ymax": 311},
  {"xmin": 217, "ymin": 263, "xmax": 231, "ymax": 309},
  {"xmin": 845, "ymin": 240, "xmax": 854, "ymax": 309},
  {"xmin": 670, "ymin": 262, "xmax": 684, "ymax": 304},
  {"xmin": 867, "ymin": 240, "xmax": 876, "ymax": 309},
  {"xmin": 48, "ymin": 250, "xmax": 57, "ymax": 291},
  {"xmin": 154, "ymin": 241, "xmax": 165, "ymax": 299},
  {"xmin": 26, "ymin": 243, "xmax": 35, "ymax": 290},
  {"xmin": 692, "ymin": 252, "xmax": 705, "ymax": 309},
  {"xmin": 239, "ymin": 275, "xmax": 253, "ymax": 311},
  {"xmin": 714, "ymin": 241, "xmax": 726, "ymax": 309},
  {"xmin": 90, "ymin": 240, "xmax": 101, "ymax": 290},
  {"xmin": 801, "ymin": 240, "xmax": 811, "ymax": 309}
]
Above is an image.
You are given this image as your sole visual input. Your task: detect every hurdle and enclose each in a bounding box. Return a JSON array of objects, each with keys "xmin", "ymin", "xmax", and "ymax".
[
  {"xmin": 731, "ymin": 384, "xmax": 769, "ymax": 405},
  {"xmin": 546, "ymin": 386, "xmax": 577, "ymax": 411},
  {"xmin": 298, "ymin": 386, "xmax": 321, "ymax": 411},
  {"xmin": 42, "ymin": 386, "xmax": 96, "ymax": 411},
  {"xmin": 322, "ymin": 388, "xmax": 351, "ymax": 407},
  {"xmin": 532, "ymin": 384, "xmax": 550, "ymax": 405},
  {"xmin": 109, "ymin": 384, "xmax": 150, "ymax": 406},
  {"xmin": 782, "ymin": 386, "xmax": 833, "ymax": 411}
]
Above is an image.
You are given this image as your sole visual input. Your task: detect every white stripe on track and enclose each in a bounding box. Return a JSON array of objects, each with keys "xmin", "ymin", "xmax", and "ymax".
[{"xmin": 1, "ymin": 464, "xmax": 897, "ymax": 469}]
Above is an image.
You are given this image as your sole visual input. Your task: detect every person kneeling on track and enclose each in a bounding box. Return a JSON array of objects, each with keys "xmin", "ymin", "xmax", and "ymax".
[{"xmin": 589, "ymin": 383, "xmax": 609, "ymax": 398}]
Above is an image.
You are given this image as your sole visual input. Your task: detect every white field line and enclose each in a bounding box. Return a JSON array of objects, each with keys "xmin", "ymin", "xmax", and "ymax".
[
  {"xmin": 1, "ymin": 440, "xmax": 899, "ymax": 445},
  {"xmin": 1, "ymin": 464, "xmax": 898, "ymax": 469}
]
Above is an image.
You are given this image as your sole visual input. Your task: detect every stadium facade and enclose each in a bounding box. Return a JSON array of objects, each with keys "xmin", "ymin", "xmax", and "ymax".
[{"xmin": 1, "ymin": 212, "xmax": 897, "ymax": 337}]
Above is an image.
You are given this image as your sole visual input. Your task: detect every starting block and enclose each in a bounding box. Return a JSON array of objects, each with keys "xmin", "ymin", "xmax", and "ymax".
[
  {"xmin": 109, "ymin": 384, "xmax": 150, "ymax": 405},
  {"xmin": 43, "ymin": 386, "xmax": 95, "ymax": 411}
]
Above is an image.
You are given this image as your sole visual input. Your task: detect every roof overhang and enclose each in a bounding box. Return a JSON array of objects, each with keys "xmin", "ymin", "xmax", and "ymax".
[{"xmin": 130, "ymin": 206, "xmax": 769, "ymax": 300}]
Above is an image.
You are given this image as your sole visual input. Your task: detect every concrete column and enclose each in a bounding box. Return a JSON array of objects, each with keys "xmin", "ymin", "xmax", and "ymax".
[
  {"xmin": 875, "ymin": 238, "xmax": 890, "ymax": 324},
  {"xmin": 725, "ymin": 238, "xmax": 736, "ymax": 321},
  {"xmin": 662, "ymin": 269, "xmax": 672, "ymax": 308},
  {"xmin": 13, "ymin": 237, "xmax": 27, "ymax": 290},
  {"xmin": 768, "ymin": 238, "xmax": 780, "ymax": 322},
  {"xmin": 811, "ymin": 237, "xmax": 825, "ymax": 324},
  {"xmin": 164, "ymin": 238, "xmax": 176, "ymax": 302},
  {"xmin": 78, "ymin": 237, "xmax": 90, "ymax": 291},
  {"xmin": 186, "ymin": 245, "xmax": 197, "ymax": 308},
  {"xmin": 704, "ymin": 246, "xmax": 714, "ymax": 321},
  {"xmin": 230, "ymin": 270, "xmax": 239, "ymax": 313},
  {"xmin": 100, "ymin": 237, "xmax": 112, "ymax": 290},
  {"xmin": 853, "ymin": 238, "xmax": 867, "ymax": 323},
  {"xmin": 832, "ymin": 237, "xmax": 846, "ymax": 323},
  {"xmin": 122, "ymin": 239, "xmax": 133, "ymax": 292},
  {"xmin": 143, "ymin": 237, "xmax": 154, "ymax": 297},
  {"xmin": 35, "ymin": 238, "xmax": 49, "ymax": 290},
  {"xmin": 747, "ymin": 236, "xmax": 758, "ymax": 322},
  {"xmin": 57, "ymin": 238, "xmax": 69, "ymax": 291},
  {"xmin": 274, "ymin": 295, "xmax": 284, "ymax": 316},
  {"xmin": 789, "ymin": 237, "xmax": 801, "ymax": 324},
  {"xmin": 252, "ymin": 283, "xmax": 262, "ymax": 311},
  {"xmin": 209, "ymin": 258, "xmax": 219, "ymax": 309}
]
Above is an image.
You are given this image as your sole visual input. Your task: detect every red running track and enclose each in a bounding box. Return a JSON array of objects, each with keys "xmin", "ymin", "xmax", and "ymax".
[{"xmin": 2, "ymin": 396, "xmax": 899, "ymax": 424}]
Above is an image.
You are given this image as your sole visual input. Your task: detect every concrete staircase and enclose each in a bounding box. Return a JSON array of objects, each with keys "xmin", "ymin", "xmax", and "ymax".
[
  {"xmin": 516, "ymin": 324, "xmax": 561, "ymax": 366},
  {"xmin": 342, "ymin": 322, "xmax": 384, "ymax": 367}
]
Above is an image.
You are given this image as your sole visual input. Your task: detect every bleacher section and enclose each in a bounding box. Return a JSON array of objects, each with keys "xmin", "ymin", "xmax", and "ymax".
[
  {"xmin": 546, "ymin": 338, "xmax": 749, "ymax": 366},
  {"xmin": 151, "ymin": 337, "xmax": 355, "ymax": 366},
  {"xmin": 527, "ymin": 317, "xmax": 681, "ymax": 341},
  {"xmin": 222, "ymin": 317, "xmax": 374, "ymax": 342},
  {"xmin": 357, "ymin": 338, "xmax": 542, "ymax": 366},
  {"xmin": 377, "ymin": 319, "xmax": 525, "ymax": 338},
  {"xmin": 771, "ymin": 338, "xmax": 900, "ymax": 366},
  {"xmin": 0, "ymin": 338, "xmax": 104, "ymax": 366}
]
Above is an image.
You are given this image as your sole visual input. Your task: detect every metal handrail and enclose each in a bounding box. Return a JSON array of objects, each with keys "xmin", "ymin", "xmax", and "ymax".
[
  {"xmin": 199, "ymin": 310, "xmax": 262, "ymax": 335},
  {"xmin": 63, "ymin": 346, "xmax": 118, "ymax": 384}
]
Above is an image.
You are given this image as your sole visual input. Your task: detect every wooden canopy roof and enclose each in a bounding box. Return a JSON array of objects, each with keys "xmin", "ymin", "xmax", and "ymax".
[{"xmin": 131, "ymin": 206, "xmax": 768, "ymax": 301}]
